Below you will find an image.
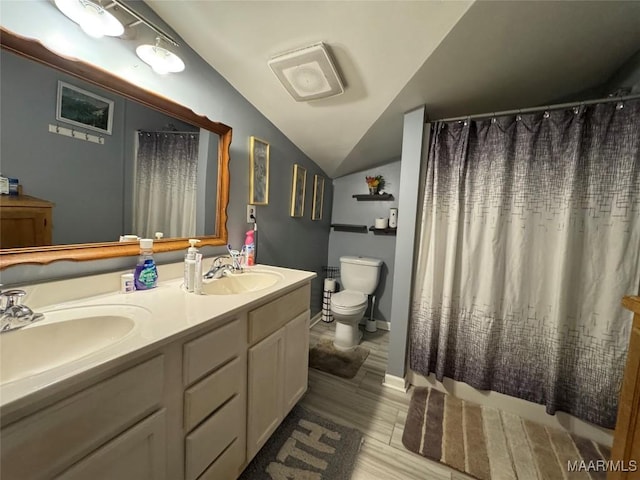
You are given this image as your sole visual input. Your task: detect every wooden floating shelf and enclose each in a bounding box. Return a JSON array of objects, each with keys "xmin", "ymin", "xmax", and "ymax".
[
  {"xmin": 352, "ymin": 194, "xmax": 394, "ymax": 201},
  {"xmin": 330, "ymin": 224, "xmax": 368, "ymax": 233},
  {"xmin": 369, "ymin": 226, "xmax": 397, "ymax": 236}
]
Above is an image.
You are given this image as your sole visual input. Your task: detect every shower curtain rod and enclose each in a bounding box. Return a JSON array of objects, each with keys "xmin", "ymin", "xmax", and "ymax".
[{"xmin": 433, "ymin": 92, "xmax": 640, "ymax": 123}]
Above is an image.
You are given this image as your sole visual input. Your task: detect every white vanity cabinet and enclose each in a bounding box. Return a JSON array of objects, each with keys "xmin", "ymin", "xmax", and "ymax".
[
  {"xmin": 182, "ymin": 315, "xmax": 247, "ymax": 480},
  {"xmin": 0, "ymin": 278, "xmax": 313, "ymax": 480},
  {"xmin": 246, "ymin": 284, "xmax": 311, "ymax": 460},
  {"xmin": 0, "ymin": 355, "xmax": 166, "ymax": 480}
]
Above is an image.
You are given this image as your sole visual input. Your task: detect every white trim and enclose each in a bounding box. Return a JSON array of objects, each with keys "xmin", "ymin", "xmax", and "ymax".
[
  {"xmin": 383, "ymin": 373, "xmax": 409, "ymax": 392},
  {"xmin": 310, "ymin": 311, "xmax": 322, "ymax": 328}
]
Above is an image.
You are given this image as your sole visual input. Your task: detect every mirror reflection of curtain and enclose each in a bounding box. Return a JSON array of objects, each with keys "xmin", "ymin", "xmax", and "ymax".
[{"xmin": 133, "ymin": 131, "xmax": 199, "ymax": 238}]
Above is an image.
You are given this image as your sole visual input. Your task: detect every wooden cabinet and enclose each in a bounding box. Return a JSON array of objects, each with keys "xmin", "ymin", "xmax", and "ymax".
[
  {"xmin": 609, "ymin": 296, "xmax": 640, "ymax": 479},
  {"xmin": 246, "ymin": 284, "xmax": 311, "ymax": 461},
  {"xmin": 0, "ymin": 194, "xmax": 54, "ymax": 248}
]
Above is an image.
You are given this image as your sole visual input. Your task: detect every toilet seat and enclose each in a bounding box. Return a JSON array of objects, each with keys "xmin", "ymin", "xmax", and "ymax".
[{"xmin": 331, "ymin": 290, "xmax": 367, "ymax": 314}]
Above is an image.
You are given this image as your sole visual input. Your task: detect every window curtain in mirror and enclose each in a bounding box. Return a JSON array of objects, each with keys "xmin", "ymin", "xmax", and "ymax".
[
  {"xmin": 133, "ymin": 131, "xmax": 199, "ymax": 238},
  {"xmin": 410, "ymin": 99, "xmax": 640, "ymax": 428}
]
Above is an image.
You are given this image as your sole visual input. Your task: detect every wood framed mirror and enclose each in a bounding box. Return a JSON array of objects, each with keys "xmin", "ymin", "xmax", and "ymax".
[{"xmin": 0, "ymin": 28, "xmax": 231, "ymax": 269}]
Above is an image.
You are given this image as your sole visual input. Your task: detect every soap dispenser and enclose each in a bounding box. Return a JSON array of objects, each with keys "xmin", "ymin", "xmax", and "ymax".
[
  {"xmin": 134, "ymin": 238, "xmax": 158, "ymax": 290},
  {"xmin": 184, "ymin": 239, "xmax": 201, "ymax": 293}
]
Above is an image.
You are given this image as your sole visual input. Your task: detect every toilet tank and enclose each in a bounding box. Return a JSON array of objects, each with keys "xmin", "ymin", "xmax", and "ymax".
[{"xmin": 340, "ymin": 256, "xmax": 383, "ymax": 294}]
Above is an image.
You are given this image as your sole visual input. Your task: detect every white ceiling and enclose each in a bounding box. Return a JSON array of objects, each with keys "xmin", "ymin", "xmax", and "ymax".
[{"xmin": 147, "ymin": 1, "xmax": 640, "ymax": 178}]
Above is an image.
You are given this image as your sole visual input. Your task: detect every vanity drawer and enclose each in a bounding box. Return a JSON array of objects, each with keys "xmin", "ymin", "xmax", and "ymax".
[
  {"xmin": 248, "ymin": 283, "xmax": 310, "ymax": 345},
  {"xmin": 183, "ymin": 317, "xmax": 243, "ymax": 386},
  {"xmin": 184, "ymin": 355, "xmax": 244, "ymax": 432},
  {"xmin": 185, "ymin": 395, "xmax": 243, "ymax": 480},
  {"xmin": 1, "ymin": 355, "xmax": 164, "ymax": 480},
  {"xmin": 197, "ymin": 436, "xmax": 245, "ymax": 480}
]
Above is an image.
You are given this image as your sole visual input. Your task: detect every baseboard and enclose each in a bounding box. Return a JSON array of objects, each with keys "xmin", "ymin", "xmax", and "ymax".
[
  {"xmin": 382, "ymin": 373, "xmax": 409, "ymax": 392},
  {"xmin": 310, "ymin": 312, "xmax": 322, "ymax": 328}
]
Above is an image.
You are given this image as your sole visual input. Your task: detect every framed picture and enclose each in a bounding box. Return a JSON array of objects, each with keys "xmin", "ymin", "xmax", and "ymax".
[
  {"xmin": 290, "ymin": 164, "xmax": 307, "ymax": 217},
  {"xmin": 311, "ymin": 175, "xmax": 325, "ymax": 220},
  {"xmin": 249, "ymin": 136, "xmax": 269, "ymax": 205},
  {"xmin": 56, "ymin": 81, "xmax": 114, "ymax": 135}
]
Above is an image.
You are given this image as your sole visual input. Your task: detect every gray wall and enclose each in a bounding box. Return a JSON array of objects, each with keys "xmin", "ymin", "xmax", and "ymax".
[
  {"xmin": 328, "ymin": 161, "xmax": 400, "ymax": 322},
  {"xmin": 0, "ymin": 0, "xmax": 332, "ymax": 315}
]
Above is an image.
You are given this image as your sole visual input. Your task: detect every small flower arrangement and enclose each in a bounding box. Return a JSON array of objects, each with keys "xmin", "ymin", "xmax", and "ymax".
[{"xmin": 365, "ymin": 175, "xmax": 385, "ymax": 194}]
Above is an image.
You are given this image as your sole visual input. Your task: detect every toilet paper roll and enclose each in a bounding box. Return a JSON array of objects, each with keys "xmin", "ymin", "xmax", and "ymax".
[
  {"xmin": 324, "ymin": 278, "xmax": 336, "ymax": 292},
  {"xmin": 375, "ymin": 217, "xmax": 389, "ymax": 229}
]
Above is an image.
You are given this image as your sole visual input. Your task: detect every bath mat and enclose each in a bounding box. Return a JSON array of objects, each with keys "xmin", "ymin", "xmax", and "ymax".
[
  {"xmin": 308, "ymin": 339, "xmax": 369, "ymax": 379},
  {"xmin": 402, "ymin": 387, "xmax": 611, "ymax": 480},
  {"xmin": 239, "ymin": 405, "xmax": 363, "ymax": 480}
]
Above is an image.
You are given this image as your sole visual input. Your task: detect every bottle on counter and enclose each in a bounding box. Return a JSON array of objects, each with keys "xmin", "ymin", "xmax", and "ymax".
[
  {"xmin": 184, "ymin": 238, "xmax": 200, "ymax": 293},
  {"xmin": 134, "ymin": 238, "xmax": 158, "ymax": 290},
  {"xmin": 244, "ymin": 230, "xmax": 255, "ymax": 266}
]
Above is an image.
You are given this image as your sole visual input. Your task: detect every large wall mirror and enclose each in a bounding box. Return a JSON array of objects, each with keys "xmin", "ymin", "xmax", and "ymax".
[{"xmin": 0, "ymin": 28, "xmax": 231, "ymax": 269}]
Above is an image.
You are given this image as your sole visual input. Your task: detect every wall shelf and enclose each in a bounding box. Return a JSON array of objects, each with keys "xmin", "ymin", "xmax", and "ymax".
[
  {"xmin": 330, "ymin": 224, "xmax": 368, "ymax": 233},
  {"xmin": 369, "ymin": 226, "xmax": 397, "ymax": 236},
  {"xmin": 352, "ymin": 194, "xmax": 394, "ymax": 201}
]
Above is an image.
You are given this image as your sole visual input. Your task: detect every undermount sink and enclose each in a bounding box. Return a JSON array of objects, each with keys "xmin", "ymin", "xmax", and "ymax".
[
  {"xmin": 0, "ymin": 304, "xmax": 149, "ymax": 385},
  {"xmin": 201, "ymin": 271, "xmax": 283, "ymax": 295}
]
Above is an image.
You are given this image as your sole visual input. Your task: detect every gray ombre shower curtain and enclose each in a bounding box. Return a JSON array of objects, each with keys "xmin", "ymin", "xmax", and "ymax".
[{"xmin": 409, "ymin": 99, "xmax": 640, "ymax": 428}]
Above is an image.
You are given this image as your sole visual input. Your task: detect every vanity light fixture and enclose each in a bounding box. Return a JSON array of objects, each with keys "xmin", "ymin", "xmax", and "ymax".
[
  {"xmin": 54, "ymin": 0, "xmax": 124, "ymax": 38},
  {"xmin": 136, "ymin": 37, "xmax": 185, "ymax": 75},
  {"xmin": 268, "ymin": 42, "xmax": 344, "ymax": 101}
]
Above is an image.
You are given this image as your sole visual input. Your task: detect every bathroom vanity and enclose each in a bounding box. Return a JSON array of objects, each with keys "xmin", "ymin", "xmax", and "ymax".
[{"xmin": 0, "ymin": 265, "xmax": 314, "ymax": 480}]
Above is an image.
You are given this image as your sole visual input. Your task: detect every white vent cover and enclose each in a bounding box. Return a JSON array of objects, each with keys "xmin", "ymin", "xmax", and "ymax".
[{"xmin": 268, "ymin": 42, "xmax": 344, "ymax": 102}]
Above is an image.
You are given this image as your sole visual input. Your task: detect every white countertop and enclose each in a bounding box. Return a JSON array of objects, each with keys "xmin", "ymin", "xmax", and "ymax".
[{"xmin": 0, "ymin": 264, "xmax": 316, "ymax": 413}]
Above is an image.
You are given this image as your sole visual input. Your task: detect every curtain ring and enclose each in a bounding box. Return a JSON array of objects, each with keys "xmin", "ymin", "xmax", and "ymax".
[
  {"xmin": 491, "ymin": 117, "xmax": 497, "ymax": 124},
  {"xmin": 516, "ymin": 114, "xmax": 522, "ymax": 121},
  {"xmin": 616, "ymin": 102, "xmax": 624, "ymax": 110},
  {"xmin": 543, "ymin": 111, "xmax": 550, "ymax": 119}
]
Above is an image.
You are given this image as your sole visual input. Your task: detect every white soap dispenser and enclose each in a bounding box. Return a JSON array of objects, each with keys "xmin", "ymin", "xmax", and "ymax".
[{"xmin": 184, "ymin": 239, "xmax": 201, "ymax": 293}]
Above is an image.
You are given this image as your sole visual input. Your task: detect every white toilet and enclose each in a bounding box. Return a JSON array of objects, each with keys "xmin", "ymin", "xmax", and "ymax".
[{"xmin": 330, "ymin": 256, "xmax": 383, "ymax": 351}]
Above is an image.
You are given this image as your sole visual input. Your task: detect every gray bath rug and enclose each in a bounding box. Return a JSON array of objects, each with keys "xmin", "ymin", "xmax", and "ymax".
[
  {"xmin": 239, "ymin": 405, "xmax": 363, "ymax": 480},
  {"xmin": 402, "ymin": 387, "xmax": 611, "ymax": 480},
  {"xmin": 309, "ymin": 339, "xmax": 369, "ymax": 379}
]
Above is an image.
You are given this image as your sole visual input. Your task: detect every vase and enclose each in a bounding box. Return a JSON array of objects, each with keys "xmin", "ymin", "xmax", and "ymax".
[{"xmin": 368, "ymin": 187, "xmax": 378, "ymax": 195}]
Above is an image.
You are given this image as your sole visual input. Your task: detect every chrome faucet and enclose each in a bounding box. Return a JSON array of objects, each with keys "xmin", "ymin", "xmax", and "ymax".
[
  {"xmin": 203, "ymin": 254, "xmax": 243, "ymax": 280},
  {"xmin": 0, "ymin": 289, "xmax": 45, "ymax": 333}
]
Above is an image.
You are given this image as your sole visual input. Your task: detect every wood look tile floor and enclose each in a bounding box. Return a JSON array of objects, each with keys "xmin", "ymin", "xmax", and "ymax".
[{"xmin": 300, "ymin": 320, "xmax": 474, "ymax": 480}]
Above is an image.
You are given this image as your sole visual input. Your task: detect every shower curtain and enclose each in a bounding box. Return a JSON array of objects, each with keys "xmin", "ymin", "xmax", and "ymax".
[
  {"xmin": 133, "ymin": 131, "xmax": 199, "ymax": 239},
  {"xmin": 410, "ymin": 99, "xmax": 640, "ymax": 428}
]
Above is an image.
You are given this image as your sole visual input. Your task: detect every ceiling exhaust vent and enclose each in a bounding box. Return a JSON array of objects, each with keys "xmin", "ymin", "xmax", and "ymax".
[{"xmin": 268, "ymin": 42, "xmax": 344, "ymax": 102}]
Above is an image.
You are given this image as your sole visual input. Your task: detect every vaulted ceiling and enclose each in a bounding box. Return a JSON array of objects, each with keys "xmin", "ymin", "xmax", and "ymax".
[{"xmin": 147, "ymin": 1, "xmax": 640, "ymax": 178}]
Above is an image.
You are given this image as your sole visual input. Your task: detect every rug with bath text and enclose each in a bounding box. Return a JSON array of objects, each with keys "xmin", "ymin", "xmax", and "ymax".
[
  {"xmin": 239, "ymin": 405, "xmax": 363, "ymax": 480},
  {"xmin": 402, "ymin": 387, "xmax": 612, "ymax": 480}
]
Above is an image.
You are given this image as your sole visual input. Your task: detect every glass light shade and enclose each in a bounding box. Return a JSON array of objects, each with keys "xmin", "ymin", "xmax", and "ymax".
[
  {"xmin": 136, "ymin": 43, "xmax": 185, "ymax": 74},
  {"xmin": 54, "ymin": 0, "xmax": 124, "ymax": 38}
]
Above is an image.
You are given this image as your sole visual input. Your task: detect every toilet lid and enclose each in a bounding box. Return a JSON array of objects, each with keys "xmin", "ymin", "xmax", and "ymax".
[{"xmin": 331, "ymin": 290, "xmax": 367, "ymax": 309}]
